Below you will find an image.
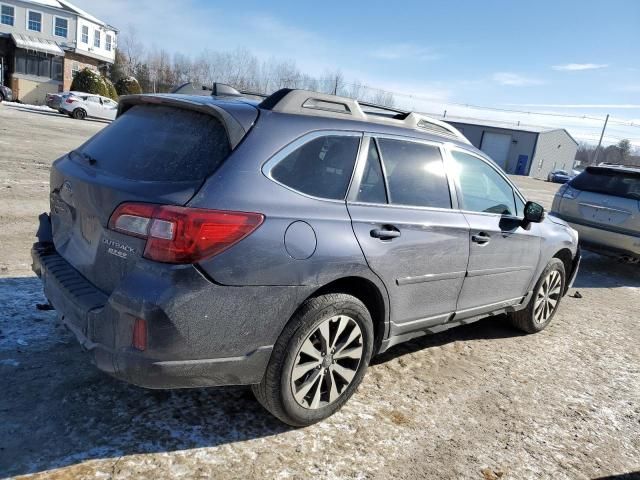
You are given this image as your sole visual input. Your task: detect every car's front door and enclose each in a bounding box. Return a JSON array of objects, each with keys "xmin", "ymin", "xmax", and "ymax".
[
  {"xmin": 447, "ymin": 148, "xmax": 541, "ymax": 316},
  {"xmin": 347, "ymin": 136, "xmax": 470, "ymax": 336}
]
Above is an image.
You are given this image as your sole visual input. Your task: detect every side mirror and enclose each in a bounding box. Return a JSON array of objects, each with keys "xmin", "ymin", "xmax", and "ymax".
[{"xmin": 523, "ymin": 201, "xmax": 545, "ymax": 223}]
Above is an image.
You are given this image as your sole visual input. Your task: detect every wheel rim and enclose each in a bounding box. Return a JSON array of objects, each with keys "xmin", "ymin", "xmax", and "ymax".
[
  {"xmin": 534, "ymin": 270, "xmax": 562, "ymax": 324},
  {"xmin": 290, "ymin": 315, "xmax": 363, "ymax": 410}
]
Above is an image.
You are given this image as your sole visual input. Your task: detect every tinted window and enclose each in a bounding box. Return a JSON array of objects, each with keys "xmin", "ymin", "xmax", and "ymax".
[
  {"xmin": 271, "ymin": 135, "xmax": 359, "ymax": 200},
  {"xmin": 377, "ymin": 138, "xmax": 450, "ymax": 208},
  {"xmin": 76, "ymin": 105, "xmax": 230, "ymax": 182},
  {"xmin": 355, "ymin": 140, "xmax": 387, "ymax": 203},
  {"xmin": 452, "ymin": 151, "xmax": 517, "ymax": 215},
  {"xmin": 570, "ymin": 168, "xmax": 640, "ymax": 200}
]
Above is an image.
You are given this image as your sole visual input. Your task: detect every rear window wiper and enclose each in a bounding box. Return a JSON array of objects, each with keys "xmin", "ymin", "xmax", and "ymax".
[{"xmin": 71, "ymin": 149, "xmax": 98, "ymax": 166}]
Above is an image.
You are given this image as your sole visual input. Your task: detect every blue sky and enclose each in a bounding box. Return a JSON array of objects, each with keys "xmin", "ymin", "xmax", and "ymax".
[{"xmin": 73, "ymin": 0, "xmax": 640, "ymax": 146}]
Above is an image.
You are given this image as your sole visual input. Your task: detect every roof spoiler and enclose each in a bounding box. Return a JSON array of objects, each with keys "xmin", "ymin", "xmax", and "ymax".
[
  {"xmin": 117, "ymin": 94, "xmax": 248, "ymax": 148},
  {"xmin": 259, "ymin": 88, "xmax": 470, "ymax": 144}
]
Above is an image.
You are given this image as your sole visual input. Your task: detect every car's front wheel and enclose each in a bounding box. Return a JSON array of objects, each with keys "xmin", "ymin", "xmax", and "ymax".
[
  {"xmin": 252, "ymin": 293, "xmax": 374, "ymax": 426},
  {"xmin": 508, "ymin": 258, "xmax": 565, "ymax": 333}
]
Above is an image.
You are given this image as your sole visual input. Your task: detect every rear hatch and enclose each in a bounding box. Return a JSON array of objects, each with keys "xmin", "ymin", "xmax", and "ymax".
[
  {"xmin": 49, "ymin": 96, "xmax": 257, "ymax": 294},
  {"xmin": 556, "ymin": 166, "xmax": 640, "ymax": 234}
]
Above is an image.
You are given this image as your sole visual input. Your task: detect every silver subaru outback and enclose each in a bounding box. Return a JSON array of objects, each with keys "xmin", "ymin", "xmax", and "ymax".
[
  {"xmin": 32, "ymin": 88, "xmax": 581, "ymax": 426},
  {"xmin": 551, "ymin": 165, "xmax": 640, "ymax": 263}
]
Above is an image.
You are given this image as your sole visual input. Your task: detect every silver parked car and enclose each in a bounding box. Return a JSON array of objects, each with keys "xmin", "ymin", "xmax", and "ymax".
[
  {"xmin": 60, "ymin": 93, "xmax": 118, "ymax": 121},
  {"xmin": 552, "ymin": 165, "xmax": 640, "ymax": 263}
]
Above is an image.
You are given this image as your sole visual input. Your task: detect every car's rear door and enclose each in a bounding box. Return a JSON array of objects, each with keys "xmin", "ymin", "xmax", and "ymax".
[
  {"xmin": 84, "ymin": 96, "xmax": 102, "ymax": 117},
  {"xmin": 347, "ymin": 135, "xmax": 469, "ymax": 336},
  {"xmin": 447, "ymin": 148, "xmax": 541, "ymax": 315}
]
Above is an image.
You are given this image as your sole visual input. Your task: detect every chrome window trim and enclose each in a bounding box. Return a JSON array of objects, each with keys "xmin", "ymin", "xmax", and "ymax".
[
  {"xmin": 262, "ymin": 130, "xmax": 364, "ymax": 204},
  {"xmin": 445, "ymin": 144, "xmax": 527, "ymax": 218}
]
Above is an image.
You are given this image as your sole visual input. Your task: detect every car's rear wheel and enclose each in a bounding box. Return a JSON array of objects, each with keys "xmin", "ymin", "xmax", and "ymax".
[
  {"xmin": 72, "ymin": 108, "xmax": 86, "ymax": 120},
  {"xmin": 508, "ymin": 258, "xmax": 565, "ymax": 333},
  {"xmin": 252, "ymin": 293, "xmax": 374, "ymax": 426}
]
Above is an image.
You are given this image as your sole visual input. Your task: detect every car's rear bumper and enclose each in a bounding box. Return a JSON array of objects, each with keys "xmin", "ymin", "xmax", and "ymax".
[
  {"xmin": 553, "ymin": 215, "xmax": 640, "ymax": 258},
  {"xmin": 31, "ymin": 239, "xmax": 306, "ymax": 389}
]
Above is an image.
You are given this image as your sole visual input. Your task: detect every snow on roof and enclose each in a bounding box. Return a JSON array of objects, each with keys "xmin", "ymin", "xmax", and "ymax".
[{"xmin": 22, "ymin": 0, "xmax": 115, "ymax": 30}]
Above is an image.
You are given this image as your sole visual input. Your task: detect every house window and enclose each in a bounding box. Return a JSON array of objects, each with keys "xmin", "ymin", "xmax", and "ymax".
[
  {"xmin": 93, "ymin": 30, "xmax": 100, "ymax": 48},
  {"xmin": 1, "ymin": 5, "xmax": 14, "ymax": 26},
  {"xmin": 105, "ymin": 34, "xmax": 112, "ymax": 51},
  {"xmin": 54, "ymin": 17, "xmax": 68, "ymax": 37},
  {"xmin": 81, "ymin": 25, "xmax": 89, "ymax": 43},
  {"xmin": 27, "ymin": 10, "xmax": 42, "ymax": 32},
  {"xmin": 72, "ymin": 62, "xmax": 80, "ymax": 77}
]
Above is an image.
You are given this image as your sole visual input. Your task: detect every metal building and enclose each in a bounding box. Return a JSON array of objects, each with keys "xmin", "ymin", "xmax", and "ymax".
[{"xmin": 443, "ymin": 118, "xmax": 578, "ymax": 179}]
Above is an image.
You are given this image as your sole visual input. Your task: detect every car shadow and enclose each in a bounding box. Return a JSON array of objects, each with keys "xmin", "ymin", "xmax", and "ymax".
[
  {"xmin": 372, "ymin": 314, "xmax": 522, "ymax": 365},
  {"xmin": 572, "ymin": 251, "xmax": 640, "ymax": 289},
  {"xmin": 0, "ymin": 276, "xmax": 289, "ymax": 477}
]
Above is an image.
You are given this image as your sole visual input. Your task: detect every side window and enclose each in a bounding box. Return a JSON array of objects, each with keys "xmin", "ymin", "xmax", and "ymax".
[
  {"xmin": 355, "ymin": 139, "xmax": 387, "ymax": 204},
  {"xmin": 271, "ymin": 135, "xmax": 360, "ymax": 200},
  {"xmin": 87, "ymin": 96, "xmax": 100, "ymax": 103},
  {"xmin": 452, "ymin": 150, "xmax": 517, "ymax": 216},
  {"xmin": 377, "ymin": 138, "xmax": 451, "ymax": 208}
]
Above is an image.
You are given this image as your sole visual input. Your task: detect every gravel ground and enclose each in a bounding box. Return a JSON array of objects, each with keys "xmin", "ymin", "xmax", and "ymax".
[{"xmin": 0, "ymin": 103, "xmax": 638, "ymax": 479}]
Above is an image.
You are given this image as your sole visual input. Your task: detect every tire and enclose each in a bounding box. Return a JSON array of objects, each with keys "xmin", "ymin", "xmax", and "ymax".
[
  {"xmin": 72, "ymin": 108, "xmax": 86, "ymax": 120},
  {"xmin": 508, "ymin": 258, "xmax": 565, "ymax": 334},
  {"xmin": 0, "ymin": 92, "xmax": 4, "ymax": 103},
  {"xmin": 252, "ymin": 293, "xmax": 374, "ymax": 426}
]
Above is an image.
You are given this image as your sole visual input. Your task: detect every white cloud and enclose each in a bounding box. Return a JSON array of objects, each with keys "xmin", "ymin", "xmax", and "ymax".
[
  {"xmin": 552, "ymin": 63, "xmax": 608, "ymax": 71},
  {"xmin": 492, "ymin": 72, "xmax": 544, "ymax": 87},
  {"xmin": 370, "ymin": 43, "xmax": 440, "ymax": 61}
]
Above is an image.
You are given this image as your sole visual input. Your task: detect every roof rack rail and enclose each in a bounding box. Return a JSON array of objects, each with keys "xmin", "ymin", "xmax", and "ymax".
[{"xmin": 259, "ymin": 89, "xmax": 470, "ymax": 144}]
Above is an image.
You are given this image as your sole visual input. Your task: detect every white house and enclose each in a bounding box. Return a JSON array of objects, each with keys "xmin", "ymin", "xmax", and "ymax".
[{"xmin": 0, "ymin": 0, "xmax": 117, "ymax": 104}]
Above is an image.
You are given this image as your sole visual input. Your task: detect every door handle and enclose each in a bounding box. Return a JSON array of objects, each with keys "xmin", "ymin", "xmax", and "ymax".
[
  {"xmin": 472, "ymin": 232, "xmax": 491, "ymax": 244},
  {"xmin": 371, "ymin": 226, "xmax": 401, "ymax": 240}
]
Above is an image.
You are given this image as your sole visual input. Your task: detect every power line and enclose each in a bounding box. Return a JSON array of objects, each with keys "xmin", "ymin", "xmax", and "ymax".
[{"xmin": 341, "ymin": 81, "xmax": 640, "ymax": 128}]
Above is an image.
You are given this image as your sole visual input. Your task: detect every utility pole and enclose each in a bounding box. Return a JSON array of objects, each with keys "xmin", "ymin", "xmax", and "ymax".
[{"xmin": 592, "ymin": 114, "xmax": 609, "ymax": 164}]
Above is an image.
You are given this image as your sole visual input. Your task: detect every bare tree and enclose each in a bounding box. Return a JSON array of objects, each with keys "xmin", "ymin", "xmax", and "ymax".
[{"xmin": 119, "ymin": 25, "xmax": 145, "ymax": 76}]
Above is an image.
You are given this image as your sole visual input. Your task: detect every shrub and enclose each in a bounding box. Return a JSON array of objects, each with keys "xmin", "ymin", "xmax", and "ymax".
[
  {"xmin": 70, "ymin": 68, "xmax": 107, "ymax": 96},
  {"xmin": 103, "ymin": 77, "xmax": 118, "ymax": 100},
  {"xmin": 115, "ymin": 76, "xmax": 142, "ymax": 96}
]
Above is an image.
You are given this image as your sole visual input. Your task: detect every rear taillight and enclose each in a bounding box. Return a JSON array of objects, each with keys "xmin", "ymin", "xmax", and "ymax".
[{"xmin": 108, "ymin": 203, "xmax": 264, "ymax": 264}]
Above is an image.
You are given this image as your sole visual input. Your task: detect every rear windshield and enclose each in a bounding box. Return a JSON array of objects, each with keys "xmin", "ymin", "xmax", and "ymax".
[
  {"xmin": 570, "ymin": 168, "xmax": 640, "ymax": 200},
  {"xmin": 76, "ymin": 104, "xmax": 230, "ymax": 182}
]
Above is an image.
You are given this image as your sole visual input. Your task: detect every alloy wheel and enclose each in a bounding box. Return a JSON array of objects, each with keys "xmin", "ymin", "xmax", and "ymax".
[
  {"xmin": 290, "ymin": 315, "xmax": 364, "ymax": 409},
  {"xmin": 534, "ymin": 270, "xmax": 562, "ymax": 323}
]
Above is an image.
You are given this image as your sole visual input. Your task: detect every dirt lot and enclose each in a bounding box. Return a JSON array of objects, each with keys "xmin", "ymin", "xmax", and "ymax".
[{"xmin": 0, "ymin": 103, "xmax": 638, "ymax": 479}]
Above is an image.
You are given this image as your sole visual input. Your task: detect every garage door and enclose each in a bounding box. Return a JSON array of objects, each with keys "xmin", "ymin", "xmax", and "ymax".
[{"xmin": 480, "ymin": 132, "xmax": 512, "ymax": 170}]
